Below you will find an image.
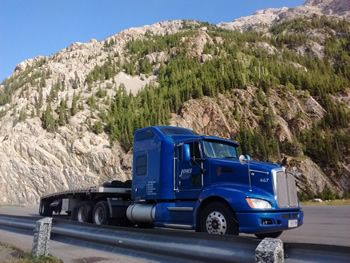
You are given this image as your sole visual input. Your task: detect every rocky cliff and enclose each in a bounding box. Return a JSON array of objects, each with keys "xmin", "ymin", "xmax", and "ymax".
[
  {"xmin": 1, "ymin": 1, "xmax": 349, "ymax": 204},
  {"xmin": 0, "ymin": 20, "xmax": 196, "ymax": 204}
]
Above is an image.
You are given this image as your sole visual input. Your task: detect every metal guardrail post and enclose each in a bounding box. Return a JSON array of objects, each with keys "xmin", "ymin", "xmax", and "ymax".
[
  {"xmin": 32, "ymin": 217, "xmax": 52, "ymax": 257},
  {"xmin": 255, "ymin": 238, "xmax": 284, "ymax": 263}
]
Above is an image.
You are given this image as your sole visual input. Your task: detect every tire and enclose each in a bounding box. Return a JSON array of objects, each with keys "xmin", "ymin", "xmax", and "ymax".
[
  {"xmin": 72, "ymin": 201, "xmax": 93, "ymax": 223},
  {"xmin": 199, "ymin": 202, "xmax": 239, "ymax": 235},
  {"xmin": 92, "ymin": 201, "xmax": 110, "ymax": 225},
  {"xmin": 255, "ymin": 231, "xmax": 283, "ymax": 239}
]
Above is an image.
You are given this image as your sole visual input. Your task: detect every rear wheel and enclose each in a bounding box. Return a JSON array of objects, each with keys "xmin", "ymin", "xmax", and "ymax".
[
  {"xmin": 92, "ymin": 201, "xmax": 110, "ymax": 225},
  {"xmin": 72, "ymin": 201, "xmax": 93, "ymax": 223},
  {"xmin": 200, "ymin": 202, "xmax": 238, "ymax": 235},
  {"xmin": 255, "ymin": 231, "xmax": 283, "ymax": 239}
]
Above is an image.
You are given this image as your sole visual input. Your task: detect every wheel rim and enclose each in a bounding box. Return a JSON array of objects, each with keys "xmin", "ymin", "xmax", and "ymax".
[
  {"xmin": 94, "ymin": 207, "xmax": 104, "ymax": 225},
  {"xmin": 77, "ymin": 206, "xmax": 88, "ymax": 223},
  {"xmin": 206, "ymin": 211, "xmax": 227, "ymax": 235}
]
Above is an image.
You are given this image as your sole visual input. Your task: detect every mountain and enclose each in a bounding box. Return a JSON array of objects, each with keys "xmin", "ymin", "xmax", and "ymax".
[
  {"xmin": 1, "ymin": 2, "xmax": 350, "ymax": 204},
  {"xmin": 218, "ymin": 0, "xmax": 350, "ymax": 31}
]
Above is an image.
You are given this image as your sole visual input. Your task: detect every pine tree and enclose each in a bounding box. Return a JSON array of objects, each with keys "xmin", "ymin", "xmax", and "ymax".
[
  {"xmin": 41, "ymin": 104, "xmax": 56, "ymax": 132},
  {"xmin": 58, "ymin": 100, "xmax": 68, "ymax": 126},
  {"xmin": 71, "ymin": 92, "xmax": 79, "ymax": 116},
  {"xmin": 18, "ymin": 109, "xmax": 27, "ymax": 122},
  {"xmin": 92, "ymin": 121, "xmax": 103, "ymax": 134}
]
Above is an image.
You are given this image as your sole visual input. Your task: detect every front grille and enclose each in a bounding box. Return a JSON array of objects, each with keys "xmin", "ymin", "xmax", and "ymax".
[{"xmin": 274, "ymin": 170, "xmax": 299, "ymax": 208}]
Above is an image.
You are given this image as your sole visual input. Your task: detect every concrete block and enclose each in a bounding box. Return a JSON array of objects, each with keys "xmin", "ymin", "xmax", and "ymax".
[
  {"xmin": 255, "ymin": 238, "xmax": 284, "ymax": 263},
  {"xmin": 32, "ymin": 217, "xmax": 52, "ymax": 257}
]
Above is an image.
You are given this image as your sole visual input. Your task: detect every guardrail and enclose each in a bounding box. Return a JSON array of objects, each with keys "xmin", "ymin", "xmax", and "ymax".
[{"xmin": 0, "ymin": 214, "xmax": 349, "ymax": 263}]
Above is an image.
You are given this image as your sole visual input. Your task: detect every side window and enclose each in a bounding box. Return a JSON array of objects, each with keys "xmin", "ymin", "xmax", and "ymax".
[
  {"xmin": 136, "ymin": 155, "xmax": 147, "ymax": 176},
  {"xmin": 190, "ymin": 142, "xmax": 201, "ymax": 161},
  {"xmin": 178, "ymin": 142, "xmax": 201, "ymax": 165}
]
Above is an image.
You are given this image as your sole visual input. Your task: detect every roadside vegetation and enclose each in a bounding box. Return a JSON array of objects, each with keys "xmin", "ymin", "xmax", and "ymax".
[
  {"xmin": 0, "ymin": 242, "xmax": 62, "ymax": 263},
  {"xmin": 301, "ymin": 199, "xmax": 350, "ymax": 206},
  {"xmin": 298, "ymin": 186, "xmax": 350, "ymax": 203}
]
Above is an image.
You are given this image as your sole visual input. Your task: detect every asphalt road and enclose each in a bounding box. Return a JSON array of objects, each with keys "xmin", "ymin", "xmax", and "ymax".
[
  {"xmin": 281, "ymin": 205, "xmax": 350, "ymax": 247},
  {"xmin": 0, "ymin": 204, "xmax": 349, "ymax": 262}
]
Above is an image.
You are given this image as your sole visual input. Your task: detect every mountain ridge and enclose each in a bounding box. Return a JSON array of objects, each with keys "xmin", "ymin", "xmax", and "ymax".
[
  {"xmin": 1, "ymin": 3, "xmax": 350, "ymax": 204},
  {"xmin": 218, "ymin": 0, "xmax": 350, "ymax": 32}
]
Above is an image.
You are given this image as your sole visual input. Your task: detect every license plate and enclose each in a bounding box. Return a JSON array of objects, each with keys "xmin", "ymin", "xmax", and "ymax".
[{"xmin": 288, "ymin": 219, "xmax": 298, "ymax": 228}]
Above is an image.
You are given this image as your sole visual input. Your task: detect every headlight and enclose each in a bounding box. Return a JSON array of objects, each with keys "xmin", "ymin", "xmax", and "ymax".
[{"xmin": 246, "ymin": 198, "xmax": 272, "ymax": 209}]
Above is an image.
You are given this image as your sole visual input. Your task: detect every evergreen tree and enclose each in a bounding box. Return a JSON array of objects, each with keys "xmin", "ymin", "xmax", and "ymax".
[
  {"xmin": 41, "ymin": 104, "xmax": 56, "ymax": 132},
  {"xmin": 71, "ymin": 92, "xmax": 79, "ymax": 116},
  {"xmin": 18, "ymin": 109, "xmax": 27, "ymax": 122},
  {"xmin": 58, "ymin": 100, "xmax": 68, "ymax": 126}
]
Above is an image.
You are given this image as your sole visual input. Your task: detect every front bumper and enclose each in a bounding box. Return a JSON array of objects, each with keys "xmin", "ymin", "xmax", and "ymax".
[{"xmin": 236, "ymin": 209, "xmax": 304, "ymax": 234}]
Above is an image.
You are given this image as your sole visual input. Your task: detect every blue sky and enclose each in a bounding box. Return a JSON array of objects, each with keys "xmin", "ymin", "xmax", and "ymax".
[{"xmin": 0, "ymin": 0, "xmax": 304, "ymax": 82}]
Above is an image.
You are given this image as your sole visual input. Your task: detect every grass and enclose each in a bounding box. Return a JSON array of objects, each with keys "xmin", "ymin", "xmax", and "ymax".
[
  {"xmin": 10, "ymin": 255, "xmax": 62, "ymax": 263},
  {"xmin": 0, "ymin": 242, "xmax": 62, "ymax": 263},
  {"xmin": 301, "ymin": 199, "xmax": 350, "ymax": 206}
]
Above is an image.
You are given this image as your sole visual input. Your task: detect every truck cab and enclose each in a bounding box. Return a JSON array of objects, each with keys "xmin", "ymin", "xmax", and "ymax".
[{"xmin": 128, "ymin": 126, "xmax": 303, "ymax": 237}]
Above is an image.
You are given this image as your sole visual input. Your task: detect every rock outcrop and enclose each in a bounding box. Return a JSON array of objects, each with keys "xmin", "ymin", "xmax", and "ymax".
[
  {"xmin": 170, "ymin": 90, "xmax": 339, "ymax": 196},
  {"xmin": 0, "ymin": 117, "xmax": 132, "ymax": 204}
]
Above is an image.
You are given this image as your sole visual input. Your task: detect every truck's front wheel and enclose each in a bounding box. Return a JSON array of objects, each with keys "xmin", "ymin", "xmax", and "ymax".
[{"xmin": 200, "ymin": 202, "xmax": 238, "ymax": 235}]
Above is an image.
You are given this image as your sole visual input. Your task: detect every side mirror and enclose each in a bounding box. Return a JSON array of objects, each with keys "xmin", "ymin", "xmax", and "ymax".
[
  {"xmin": 182, "ymin": 144, "xmax": 191, "ymax": 162},
  {"xmin": 239, "ymin": 154, "xmax": 251, "ymax": 164}
]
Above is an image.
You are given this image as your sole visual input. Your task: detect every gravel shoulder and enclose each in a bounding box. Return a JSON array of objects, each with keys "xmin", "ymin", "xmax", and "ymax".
[
  {"xmin": 0, "ymin": 242, "xmax": 24, "ymax": 263},
  {"xmin": 0, "ymin": 229, "xmax": 151, "ymax": 263},
  {"xmin": 0, "ymin": 242, "xmax": 61, "ymax": 263}
]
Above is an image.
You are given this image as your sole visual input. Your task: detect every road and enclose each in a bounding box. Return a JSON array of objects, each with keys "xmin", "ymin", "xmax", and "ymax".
[
  {"xmin": 0, "ymin": 205, "xmax": 349, "ymax": 262},
  {"xmin": 282, "ymin": 205, "xmax": 350, "ymax": 247}
]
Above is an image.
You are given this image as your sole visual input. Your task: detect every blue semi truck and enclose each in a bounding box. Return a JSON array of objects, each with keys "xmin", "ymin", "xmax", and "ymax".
[{"xmin": 40, "ymin": 126, "xmax": 303, "ymax": 238}]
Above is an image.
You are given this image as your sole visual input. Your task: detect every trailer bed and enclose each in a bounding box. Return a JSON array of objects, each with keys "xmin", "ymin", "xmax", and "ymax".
[{"xmin": 41, "ymin": 186, "xmax": 131, "ymax": 200}]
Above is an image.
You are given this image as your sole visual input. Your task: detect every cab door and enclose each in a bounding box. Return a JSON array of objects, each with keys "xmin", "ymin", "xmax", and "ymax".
[{"xmin": 175, "ymin": 141, "xmax": 203, "ymax": 200}]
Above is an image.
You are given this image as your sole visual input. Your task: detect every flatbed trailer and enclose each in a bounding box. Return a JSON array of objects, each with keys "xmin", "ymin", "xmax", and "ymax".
[{"xmin": 40, "ymin": 181, "xmax": 132, "ymax": 225}]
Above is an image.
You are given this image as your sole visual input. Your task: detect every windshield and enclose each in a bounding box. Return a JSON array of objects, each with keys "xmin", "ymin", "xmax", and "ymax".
[{"xmin": 202, "ymin": 140, "xmax": 238, "ymax": 159}]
